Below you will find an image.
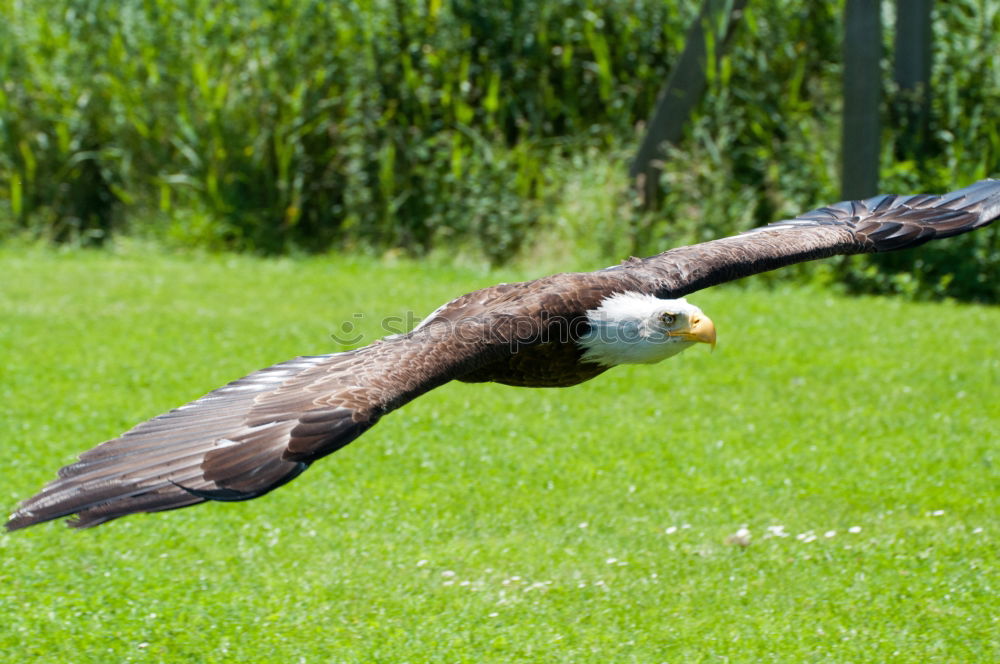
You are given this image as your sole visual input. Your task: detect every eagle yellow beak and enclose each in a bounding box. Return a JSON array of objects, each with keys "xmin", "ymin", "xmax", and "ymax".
[{"xmin": 673, "ymin": 313, "xmax": 717, "ymax": 349}]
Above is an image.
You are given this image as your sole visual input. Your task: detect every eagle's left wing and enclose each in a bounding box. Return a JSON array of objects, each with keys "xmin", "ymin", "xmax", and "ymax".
[{"xmin": 6, "ymin": 322, "xmax": 504, "ymax": 530}]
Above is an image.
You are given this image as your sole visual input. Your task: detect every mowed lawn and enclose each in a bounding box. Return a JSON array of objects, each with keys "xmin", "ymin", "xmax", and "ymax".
[{"xmin": 0, "ymin": 249, "xmax": 996, "ymax": 663}]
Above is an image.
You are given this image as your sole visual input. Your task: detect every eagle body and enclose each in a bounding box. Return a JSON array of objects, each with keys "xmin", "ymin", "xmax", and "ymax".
[
  {"xmin": 457, "ymin": 337, "xmax": 607, "ymax": 388},
  {"xmin": 7, "ymin": 180, "xmax": 1000, "ymax": 530}
]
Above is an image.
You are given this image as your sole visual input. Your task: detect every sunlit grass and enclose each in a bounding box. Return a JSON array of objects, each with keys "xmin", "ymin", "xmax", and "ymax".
[{"xmin": 0, "ymin": 249, "xmax": 997, "ymax": 662}]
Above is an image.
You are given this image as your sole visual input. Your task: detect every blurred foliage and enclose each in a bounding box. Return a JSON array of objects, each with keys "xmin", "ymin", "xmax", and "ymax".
[{"xmin": 0, "ymin": 0, "xmax": 997, "ymax": 298}]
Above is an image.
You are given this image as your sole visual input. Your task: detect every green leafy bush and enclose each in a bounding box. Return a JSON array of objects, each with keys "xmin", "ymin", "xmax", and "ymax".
[{"xmin": 0, "ymin": 1, "xmax": 997, "ymax": 297}]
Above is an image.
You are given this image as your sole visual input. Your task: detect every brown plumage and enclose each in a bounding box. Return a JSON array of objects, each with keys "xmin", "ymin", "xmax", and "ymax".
[{"xmin": 6, "ymin": 180, "xmax": 1000, "ymax": 530}]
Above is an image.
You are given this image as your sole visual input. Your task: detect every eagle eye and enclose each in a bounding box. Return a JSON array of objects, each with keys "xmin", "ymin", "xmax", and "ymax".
[{"xmin": 659, "ymin": 312, "xmax": 676, "ymax": 325}]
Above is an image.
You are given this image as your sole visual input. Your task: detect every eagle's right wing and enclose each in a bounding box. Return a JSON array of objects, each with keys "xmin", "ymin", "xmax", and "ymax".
[{"xmin": 627, "ymin": 179, "xmax": 1000, "ymax": 298}]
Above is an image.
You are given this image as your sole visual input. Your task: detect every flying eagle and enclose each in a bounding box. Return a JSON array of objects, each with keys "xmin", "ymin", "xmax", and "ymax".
[{"xmin": 7, "ymin": 180, "xmax": 1000, "ymax": 530}]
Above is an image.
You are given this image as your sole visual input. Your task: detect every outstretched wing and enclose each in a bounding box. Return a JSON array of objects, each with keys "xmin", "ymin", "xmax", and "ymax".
[
  {"xmin": 623, "ymin": 180, "xmax": 1000, "ymax": 297},
  {"xmin": 6, "ymin": 327, "xmax": 497, "ymax": 530}
]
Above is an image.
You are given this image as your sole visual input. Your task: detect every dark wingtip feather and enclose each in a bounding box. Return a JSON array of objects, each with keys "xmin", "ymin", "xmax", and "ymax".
[
  {"xmin": 5, "ymin": 479, "xmax": 208, "ymax": 531},
  {"xmin": 743, "ymin": 179, "xmax": 999, "ymax": 240},
  {"xmin": 850, "ymin": 179, "xmax": 1000, "ymax": 252},
  {"xmin": 644, "ymin": 179, "xmax": 1000, "ymax": 297},
  {"xmin": 5, "ymin": 514, "xmax": 36, "ymax": 532}
]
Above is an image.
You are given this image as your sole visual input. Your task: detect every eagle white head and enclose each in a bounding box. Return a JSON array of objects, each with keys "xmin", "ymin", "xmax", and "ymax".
[{"xmin": 577, "ymin": 292, "xmax": 716, "ymax": 367}]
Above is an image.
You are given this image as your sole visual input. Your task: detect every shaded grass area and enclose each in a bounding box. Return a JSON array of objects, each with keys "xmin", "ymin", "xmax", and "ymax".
[{"xmin": 0, "ymin": 249, "xmax": 997, "ymax": 662}]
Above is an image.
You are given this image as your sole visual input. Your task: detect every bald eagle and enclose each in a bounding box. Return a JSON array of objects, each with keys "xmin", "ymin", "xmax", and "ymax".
[{"xmin": 7, "ymin": 180, "xmax": 1000, "ymax": 530}]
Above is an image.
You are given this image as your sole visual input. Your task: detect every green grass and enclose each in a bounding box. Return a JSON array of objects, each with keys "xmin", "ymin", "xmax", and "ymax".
[{"xmin": 0, "ymin": 249, "xmax": 997, "ymax": 663}]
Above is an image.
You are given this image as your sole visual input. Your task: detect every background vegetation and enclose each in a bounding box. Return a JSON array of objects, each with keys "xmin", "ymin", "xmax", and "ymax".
[
  {"xmin": 0, "ymin": 0, "xmax": 998, "ymax": 299},
  {"xmin": 1, "ymin": 251, "xmax": 997, "ymax": 662}
]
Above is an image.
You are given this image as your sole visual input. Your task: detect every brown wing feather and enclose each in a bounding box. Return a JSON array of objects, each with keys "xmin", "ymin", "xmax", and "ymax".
[
  {"xmin": 7, "ymin": 356, "xmax": 332, "ymax": 529},
  {"xmin": 413, "ymin": 282, "xmax": 524, "ymax": 328},
  {"xmin": 621, "ymin": 179, "xmax": 1000, "ymax": 297},
  {"xmin": 5, "ymin": 329, "xmax": 498, "ymax": 530}
]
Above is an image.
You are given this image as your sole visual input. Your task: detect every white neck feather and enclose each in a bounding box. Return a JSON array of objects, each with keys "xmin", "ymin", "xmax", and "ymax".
[{"xmin": 577, "ymin": 292, "xmax": 700, "ymax": 367}]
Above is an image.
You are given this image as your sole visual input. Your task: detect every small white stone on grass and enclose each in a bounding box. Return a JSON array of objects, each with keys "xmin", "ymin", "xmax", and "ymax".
[
  {"xmin": 726, "ymin": 527, "xmax": 751, "ymax": 547},
  {"xmin": 848, "ymin": 526, "xmax": 862, "ymax": 534}
]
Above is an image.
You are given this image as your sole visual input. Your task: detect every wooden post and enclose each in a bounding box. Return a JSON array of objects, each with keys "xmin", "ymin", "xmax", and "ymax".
[
  {"xmin": 893, "ymin": 0, "xmax": 933, "ymax": 163},
  {"xmin": 629, "ymin": 0, "xmax": 746, "ymax": 208},
  {"xmin": 841, "ymin": 0, "xmax": 882, "ymax": 200}
]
